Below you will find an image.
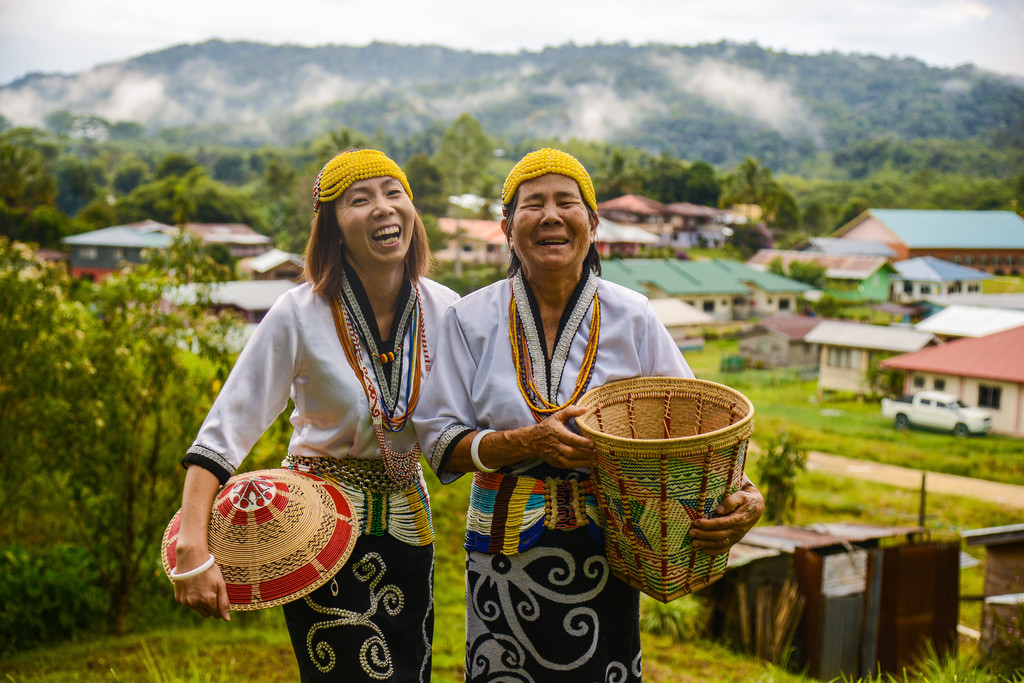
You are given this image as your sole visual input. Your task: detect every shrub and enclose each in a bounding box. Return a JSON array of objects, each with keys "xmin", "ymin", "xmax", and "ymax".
[
  {"xmin": 756, "ymin": 431, "xmax": 807, "ymax": 524},
  {"xmin": 0, "ymin": 545, "xmax": 107, "ymax": 654}
]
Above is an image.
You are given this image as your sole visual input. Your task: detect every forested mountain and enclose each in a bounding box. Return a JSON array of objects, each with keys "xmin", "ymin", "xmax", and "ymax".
[{"xmin": 2, "ymin": 39, "xmax": 1022, "ymax": 172}]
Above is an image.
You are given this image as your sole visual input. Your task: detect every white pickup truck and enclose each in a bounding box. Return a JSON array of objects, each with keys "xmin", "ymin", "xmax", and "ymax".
[{"xmin": 881, "ymin": 391, "xmax": 992, "ymax": 437}]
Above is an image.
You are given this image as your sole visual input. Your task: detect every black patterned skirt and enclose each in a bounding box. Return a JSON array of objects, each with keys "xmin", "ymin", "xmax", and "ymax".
[
  {"xmin": 282, "ymin": 533, "xmax": 434, "ymax": 682},
  {"xmin": 465, "ymin": 527, "xmax": 641, "ymax": 683}
]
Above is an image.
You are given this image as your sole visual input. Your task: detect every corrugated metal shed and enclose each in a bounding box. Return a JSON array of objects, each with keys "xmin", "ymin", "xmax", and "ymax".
[{"xmin": 805, "ymin": 321, "xmax": 936, "ymax": 352}]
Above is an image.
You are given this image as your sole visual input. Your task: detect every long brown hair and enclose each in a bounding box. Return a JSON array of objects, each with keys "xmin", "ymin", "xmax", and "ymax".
[{"xmin": 302, "ymin": 197, "xmax": 433, "ymax": 297}]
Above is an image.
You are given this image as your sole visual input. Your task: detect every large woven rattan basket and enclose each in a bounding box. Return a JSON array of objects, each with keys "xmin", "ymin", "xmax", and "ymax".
[{"xmin": 576, "ymin": 377, "xmax": 754, "ymax": 603}]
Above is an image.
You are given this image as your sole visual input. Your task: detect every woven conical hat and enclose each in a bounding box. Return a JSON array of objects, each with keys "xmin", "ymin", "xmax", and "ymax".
[{"xmin": 161, "ymin": 469, "xmax": 358, "ymax": 611}]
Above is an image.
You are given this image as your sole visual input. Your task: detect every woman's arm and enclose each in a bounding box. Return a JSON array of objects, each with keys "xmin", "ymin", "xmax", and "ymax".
[
  {"xmin": 173, "ymin": 465, "xmax": 231, "ymax": 620},
  {"xmin": 446, "ymin": 405, "xmax": 597, "ymax": 473}
]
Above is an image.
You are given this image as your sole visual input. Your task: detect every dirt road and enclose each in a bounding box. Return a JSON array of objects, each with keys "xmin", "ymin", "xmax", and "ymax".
[{"xmin": 807, "ymin": 451, "xmax": 1024, "ymax": 510}]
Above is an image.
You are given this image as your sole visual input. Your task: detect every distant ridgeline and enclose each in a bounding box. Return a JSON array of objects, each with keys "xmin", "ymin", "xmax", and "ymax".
[{"xmin": 2, "ymin": 40, "xmax": 1022, "ymax": 172}]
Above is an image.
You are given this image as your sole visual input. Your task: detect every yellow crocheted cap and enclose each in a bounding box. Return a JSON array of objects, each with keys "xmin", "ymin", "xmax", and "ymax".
[
  {"xmin": 502, "ymin": 148, "xmax": 596, "ymax": 211},
  {"xmin": 313, "ymin": 149, "xmax": 413, "ymax": 211}
]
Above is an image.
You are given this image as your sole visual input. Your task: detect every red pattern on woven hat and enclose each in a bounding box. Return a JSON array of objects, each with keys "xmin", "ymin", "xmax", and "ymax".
[{"xmin": 161, "ymin": 469, "xmax": 358, "ymax": 611}]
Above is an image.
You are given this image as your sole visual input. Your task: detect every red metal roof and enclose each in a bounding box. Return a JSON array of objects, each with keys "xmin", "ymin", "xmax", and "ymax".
[
  {"xmin": 881, "ymin": 325, "xmax": 1024, "ymax": 383},
  {"xmin": 596, "ymin": 194, "xmax": 667, "ymax": 215}
]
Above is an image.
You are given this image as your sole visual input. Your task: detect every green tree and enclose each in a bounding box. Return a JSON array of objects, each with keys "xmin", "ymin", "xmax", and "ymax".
[
  {"xmin": 404, "ymin": 153, "xmax": 447, "ymax": 217},
  {"xmin": 116, "ymin": 168, "xmax": 263, "ymax": 228},
  {"xmin": 433, "ymin": 113, "xmax": 492, "ymax": 198},
  {"xmin": 786, "ymin": 260, "xmax": 827, "ymax": 288},
  {"xmin": 836, "ymin": 196, "xmax": 871, "ymax": 229},
  {"xmin": 720, "ymin": 156, "xmax": 773, "ymax": 218},
  {"xmin": 155, "ymin": 153, "xmax": 200, "ymax": 180},
  {"xmin": 755, "ymin": 431, "xmax": 807, "ymax": 524},
  {"xmin": 0, "ymin": 236, "xmax": 237, "ymax": 634},
  {"xmin": 642, "ymin": 153, "xmax": 689, "ymax": 204},
  {"xmin": 112, "ymin": 158, "xmax": 150, "ymax": 195},
  {"xmin": 682, "ymin": 161, "xmax": 721, "ymax": 206},
  {"xmin": 54, "ymin": 155, "xmax": 99, "ymax": 216}
]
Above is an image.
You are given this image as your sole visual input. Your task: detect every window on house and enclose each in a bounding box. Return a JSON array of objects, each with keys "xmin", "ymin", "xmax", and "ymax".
[
  {"xmin": 903, "ymin": 282, "xmax": 913, "ymax": 294},
  {"xmin": 703, "ymin": 301, "xmax": 715, "ymax": 313},
  {"xmin": 779, "ymin": 299, "xmax": 790, "ymax": 310},
  {"xmin": 964, "ymin": 256, "xmax": 974, "ymax": 265},
  {"xmin": 80, "ymin": 246, "xmax": 98, "ymax": 260},
  {"xmin": 978, "ymin": 385, "xmax": 1002, "ymax": 410},
  {"xmin": 920, "ymin": 285, "xmax": 931, "ymax": 295},
  {"xmin": 111, "ymin": 248, "xmax": 125, "ymax": 261},
  {"xmin": 827, "ymin": 347, "xmax": 859, "ymax": 369},
  {"xmin": 913, "ymin": 376, "xmax": 925, "ymax": 389},
  {"xmin": 767, "ymin": 297, "xmax": 773, "ymax": 304},
  {"xmin": 968, "ymin": 284, "xmax": 980, "ymax": 293},
  {"xmin": 934, "ymin": 379, "xmax": 945, "ymax": 391}
]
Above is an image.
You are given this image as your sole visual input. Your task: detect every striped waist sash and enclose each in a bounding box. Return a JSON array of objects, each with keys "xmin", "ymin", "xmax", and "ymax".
[
  {"xmin": 283, "ymin": 453, "xmax": 433, "ymax": 547},
  {"xmin": 466, "ymin": 472, "xmax": 600, "ymax": 555}
]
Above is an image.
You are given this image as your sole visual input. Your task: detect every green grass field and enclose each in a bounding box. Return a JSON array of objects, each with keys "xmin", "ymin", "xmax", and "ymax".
[{"xmin": 3, "ymin": 338, "xmax": 1021, "ymax": 681}]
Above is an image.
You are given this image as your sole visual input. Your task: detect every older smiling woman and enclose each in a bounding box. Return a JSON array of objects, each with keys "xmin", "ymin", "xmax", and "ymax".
[{"xmin": 413, "ymin": 148, "xmax": 764, "ymax": 682}]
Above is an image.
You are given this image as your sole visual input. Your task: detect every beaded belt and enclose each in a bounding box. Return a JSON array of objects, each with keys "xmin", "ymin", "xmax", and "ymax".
[
  {"xmin": 465, "ymin": 472, "xmax": 600, "ymax": 556},
  {"xmin": 283, "ymin": 453, "xmax": 433, "ymax": 546},
  {"xmin": 283, "ymin": 453, "xmax": 415, "ymax": 493}
]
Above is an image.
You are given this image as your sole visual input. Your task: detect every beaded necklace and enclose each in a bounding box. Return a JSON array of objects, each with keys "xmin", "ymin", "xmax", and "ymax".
[
  {"xmin": 328, "ymin": 279, "xmax": 430, "ymax": 485},
  {"xmin": 508, "ymin": 271, "xmax": 600, "ymax": 422}
]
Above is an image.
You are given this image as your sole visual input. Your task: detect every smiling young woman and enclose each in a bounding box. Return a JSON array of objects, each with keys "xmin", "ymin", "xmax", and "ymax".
[{"xmin": 172, "ymin": 149, "xmax": 458, "ymax": 682}]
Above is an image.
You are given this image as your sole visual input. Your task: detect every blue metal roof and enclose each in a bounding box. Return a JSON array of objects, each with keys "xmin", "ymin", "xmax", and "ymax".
[
  {"xmin": 892, "ymin": 256, "xmax": 992, "ymax": 282},
  {"xmin": 63, "ymin": 224, "xmax": 174, "ymax": 248},
  {"xmin": 868, "ymin": 210, "xmax": 1024, "ymax": 249}
]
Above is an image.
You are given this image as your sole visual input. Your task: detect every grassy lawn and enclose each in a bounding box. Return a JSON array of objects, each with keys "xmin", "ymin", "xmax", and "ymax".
[{"xmin": 686, "ymin": 339, "xmax": 1024, "ymax": 486}]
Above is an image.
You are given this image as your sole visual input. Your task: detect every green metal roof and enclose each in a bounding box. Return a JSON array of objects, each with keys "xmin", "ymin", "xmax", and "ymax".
[
  {"xmin": 865, "ymin": 210, "xmax": 1024, "ymax": 249},
  {"xmin": 600, "ymin": 259, "xmax": 811, "ymax": 297}
]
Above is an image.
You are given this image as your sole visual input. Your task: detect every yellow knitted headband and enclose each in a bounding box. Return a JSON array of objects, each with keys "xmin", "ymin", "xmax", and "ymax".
[
  {"xmin": 313, "ymin": 149, "xmax": 413, "ymax": 212},
  {"xmin": 501, "ymin": 148, "xmax": 597, "ymax": 212}
]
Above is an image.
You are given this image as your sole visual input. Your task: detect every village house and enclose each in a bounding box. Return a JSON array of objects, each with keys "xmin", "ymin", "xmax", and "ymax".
[
  {"xmin": 647, "ymin": 298, "xmax": 713, "ymax": 350},
  {"xmin": 831, "ymin": 209, "xmax": 1024, "ymax": 274},
  {"xmin": 63, "ymin": 220, "xmax": 173, "ymax": 281},
  {"xmin": 595, "ymin": 194, "xmax": 670, "ymax": 233},
  {"xmin": 166, "ymin": 279, "xmax": 297, "ymax": 350},
  {"xmin": 890, "ymin": 256, "xmax": 991, "ymax": 303},
  {"xmin": 594, "ymin": 217, "xmax": 660, "ymax": 257},
  {"xmin": 880, "ymin": 325, "xmax": 1024, "ymax": 437},
  {"xmin": 62, "ymin": 220, "xmax": 272, "ymax": 281},
  {"xmin": 738, "ymin": 314, "xmax": 822, "ymax": 368},
  {"xmin": 237, "ymin": 248, "xmax": 304, "ymax": 281},
  {"xmin": 599, "ymin": 258, "xmax": 811, "ymax": 322},
  {"xmin": 746, "ymin": 249, "xmax": 895, "ymax": 302},
  {"xmin": 804, "ymin": 321, "xmax": 938, "ymax": 398},
  {"xmin": 435, "ymin": 217, "xmax": 508, "ymax": 267},
  {"xmin": 663, "ymin": 202, "xmax": 730, "ymax": 248},
  {"xmin": 183, "ymin": 222, "xmax": 272, "ymax": 259}
]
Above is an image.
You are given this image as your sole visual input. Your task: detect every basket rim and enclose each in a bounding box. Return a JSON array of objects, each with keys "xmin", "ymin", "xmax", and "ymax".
[{"xmin": 576, "ymin": 376, "xmax": 754, "ymax": 447}]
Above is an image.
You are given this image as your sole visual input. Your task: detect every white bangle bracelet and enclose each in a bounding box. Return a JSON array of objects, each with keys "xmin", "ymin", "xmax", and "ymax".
[
  {"xmin": 470, "ymin": 429, "xmax": 497, "ymax": 472},
  {"xmin": 169, "ymin": 553, "xmax": 216, "ymax": 581}
]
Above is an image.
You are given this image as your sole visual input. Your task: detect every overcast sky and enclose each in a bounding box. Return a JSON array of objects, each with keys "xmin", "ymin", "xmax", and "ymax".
[{"xmin": 1, "ymin": 0, "xmax": 1022, "ymax": 85}]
